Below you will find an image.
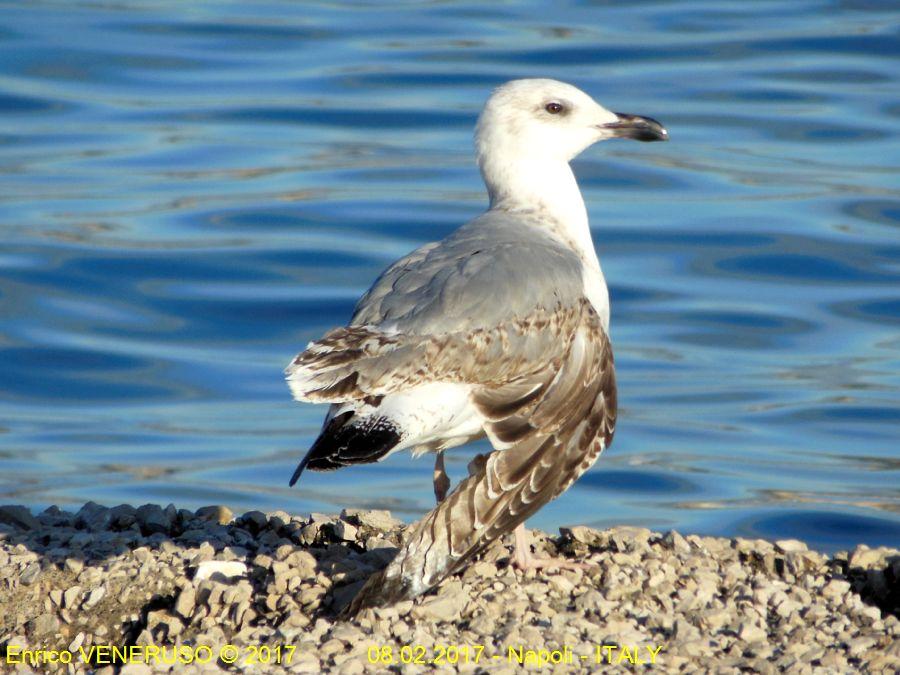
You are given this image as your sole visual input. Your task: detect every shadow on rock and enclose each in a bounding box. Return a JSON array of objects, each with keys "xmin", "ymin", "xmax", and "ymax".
[{"xmin": 0, "ymin": 502, "xmax": 400, "ymax": 668}]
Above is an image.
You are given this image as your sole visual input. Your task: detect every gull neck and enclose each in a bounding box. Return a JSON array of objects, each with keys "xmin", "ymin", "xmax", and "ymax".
[{"xmin": 478, "ymin": 154, "xmax": 599, "ymax": 269}]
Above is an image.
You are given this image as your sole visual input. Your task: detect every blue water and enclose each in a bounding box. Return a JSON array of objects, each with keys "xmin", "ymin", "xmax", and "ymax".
[{"xmin": 1, "ymin": 1, "xmax": 898, "ymax": 554}]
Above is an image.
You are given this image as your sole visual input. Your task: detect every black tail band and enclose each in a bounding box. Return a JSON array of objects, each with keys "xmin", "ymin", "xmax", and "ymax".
[{"xmin": 289, "ymin": 412, "xmax": 401, "ymax": 487}]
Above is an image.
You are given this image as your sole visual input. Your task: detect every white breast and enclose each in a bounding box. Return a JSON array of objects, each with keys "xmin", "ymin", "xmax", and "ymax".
[{"xmin": 582, "ymin": 263, "xmax": 611, "ymax": 332}]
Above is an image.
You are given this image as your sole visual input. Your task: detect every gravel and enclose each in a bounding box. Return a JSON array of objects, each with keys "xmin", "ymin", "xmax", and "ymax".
[{"xmin": 0, "ymin": 502, "xmax": 897, "ymax": 674}]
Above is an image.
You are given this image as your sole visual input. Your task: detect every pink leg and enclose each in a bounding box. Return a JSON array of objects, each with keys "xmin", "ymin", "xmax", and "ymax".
[
  {"xmin": 433, "ymin": 452, "xmax": 450, "ymax": 503},
  {"xmin": 512, "ymin": 523, "xmax": 594, "ymax": 571}
]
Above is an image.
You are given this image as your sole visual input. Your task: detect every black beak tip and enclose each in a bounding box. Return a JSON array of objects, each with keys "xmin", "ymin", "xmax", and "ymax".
[
  {"xmin": 607, "ymin": 113, "xmax": 668, "ymax": 142},
  {"xmin": 633, "ymin": 127, "xmax": 668, "ymax": 142}
]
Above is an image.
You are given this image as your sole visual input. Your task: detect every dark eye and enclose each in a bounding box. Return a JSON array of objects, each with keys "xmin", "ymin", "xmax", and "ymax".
[{"xmin": 545, "ymin": 102, "xmax": 564, "ymax": 115}]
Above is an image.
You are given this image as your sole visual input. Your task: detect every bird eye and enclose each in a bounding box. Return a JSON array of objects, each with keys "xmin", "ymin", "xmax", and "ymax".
[{"xmin": 545, "ymin": 102, "xmax": 564, "ymax": 115}]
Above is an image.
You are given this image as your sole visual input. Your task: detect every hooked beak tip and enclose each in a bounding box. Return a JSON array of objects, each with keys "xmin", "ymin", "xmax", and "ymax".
[{"xmin": 602, "ymin": 113, "xmax": 668, "ymax": 142}]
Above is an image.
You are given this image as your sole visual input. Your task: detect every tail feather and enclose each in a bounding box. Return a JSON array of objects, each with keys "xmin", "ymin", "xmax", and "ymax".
[{"xmin": 289, "ymin": 411, "xmax": 401, "ymax": 487}]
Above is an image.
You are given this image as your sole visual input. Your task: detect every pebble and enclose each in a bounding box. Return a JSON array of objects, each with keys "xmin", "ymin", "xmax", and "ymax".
[
  {"xmin": 848, "ymin": 545, "xmax": 893, "ymax": 569},
  {"xmin": 559, "ymin": 525, "xmax": 600, "ymax": 545},
  {"xmin": 331, "ymin": 521, "xmax": 359, "ymax": 541},
  {"xmin": 822, "ymin": 579, "xmax": 851, "ymax": 598},
  {"xmin": 411, "ymin": 593, "xmax": 465, "ymax": 622},
  {"xmin": 83, "ymin": 586, "xmax": 106, "ymax": 609},
  {"xmin": 739, "ymin": 621, "xmax": 768, "ymax": 643},
  {"xmin": 340, "ymin": 508, "xmax": 401, "ymax": 530},
  {"xmin": 0, "ymin": 503, "xmax": 895, "ymax": 674},
  {"xmin": 663, "ymin": 529, "xmax": 690, "ymax": 552},
  {"xmin": 63, "ymin": 585, "xmax": 83, "ymax": 609},
  {"xmin": 174, "ymin": 586, "xmax": 196, "ymax": 618},
  {"xmin": 193, "ymin": 559, "xmax": 247, "ymax": 581},
  {"xmin": 195, "ymin": 505, "xmax": 233, "ymax": 525},
  {"xmin": 775, "ymin": 539, "xmax": 807, "ymax": 553},
  {"xmin": 28, "ymin": 612, "xmax": 59, "ymax": 635},
  {"xmin": 20, "ymin": 561, "xmax": 40, "ymax": 584},
  {"xmin": 548, "ymin": 574, "xmax": 575, "ymax": 594}
]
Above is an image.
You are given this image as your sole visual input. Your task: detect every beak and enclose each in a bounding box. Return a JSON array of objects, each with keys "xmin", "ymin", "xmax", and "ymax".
[{"xmin": 601, "ymin": 113, "xmax": 668, "ymax": 142}]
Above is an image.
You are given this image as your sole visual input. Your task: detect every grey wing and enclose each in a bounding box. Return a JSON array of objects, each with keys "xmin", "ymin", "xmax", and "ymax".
[
  {"xmin": 350, "ymin": 213, "xmax": 585, "ymax": 335},
  {"xmin": 287, "ymin": 214, "xmax": 587, "ymax": 403},
  {"xmin": 349, "ymin": 240, "xmax": 441, "ymax": 327},
  {"xmin": 347, "ymin": 300, "xmax": 617, "ymax": 611}
]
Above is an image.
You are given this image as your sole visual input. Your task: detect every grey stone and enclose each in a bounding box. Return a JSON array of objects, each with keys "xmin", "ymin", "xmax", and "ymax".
[
  {"xmin": 331, "ymin": 521, "xmax": 358, "ymax": 541},
  {"xmin": 194, "ymin": 560, "xmax": 247, "ymax": 581},
  {"xmin": 241, "ymin": 510, "xmax": 269, "ymax": 530},
  {"xmin": 775, "ymin": 539, "xmax": 808, "ymax": 554},
  {"xmin": 174, "ymin": 586, "xmax": 196, "ymax": 619},
  {"xmin": 548, "ymin": 574, "xmax": 575, "ymax": 594},
  {"xmin": 136, "ymin": 504, "xmax": 170, "ymax": 534},
  {"xmin": 739, "ymin": 622, "xmax": 768, "ymax": 643},
  {"xmin": 83, "ymin": 586, "xmax": 106, "ymax": 609},
  {"xmin": 108, "ymin": 504, "xmax": 137, "ymax": 529},
  {"xmin": 68, "ymin": 531, "xmax": 93, "ymax": 548},
  {"xmin": 340, "ymin": 508, "xmax": 401, "ymax": 530},
  {"xmin": 148, "ymin": 609, "xmax": 183, "ymax": 638},
  {"xmin": 559, "ymin": 525, "xmax": 601, "ymax": 546},
  {"xmin": 822, "ymin": 579, "xmax": 851, "ymax": 599},
  {"xmin": 68, "ymin": 632, "xmax": 85, "ymax": 652},
  {"xmin": 411, "ymin": 592, "xmax": 465, "ymax": 622},
  {"xmin": 64, "ymin": 585, "xmax": 82, "ymax": 609},
  {"xmin": 28, "ymin": 612, "xmax": 60, "ymax": 636},
  {"xmin": 663, "ymin": 530, "xmax": 690, "ymax": 553},
  {"xmin": 0, "ymin": 504, "xmax": 39, "ymax": 530},
  {"xmin": 75, "ymin": 501, "xmax": 111, "ymax": 530},
  {"xmin": 848, "ymin": 545, "xmax": 893, "ymax": 569},
  {"xmin": 20, "ymin": 562, "xmax": 40, "ymax": 585}
]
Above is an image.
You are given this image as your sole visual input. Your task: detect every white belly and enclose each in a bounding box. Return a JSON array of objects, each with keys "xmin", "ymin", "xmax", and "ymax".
[{"xmin": 380, "ymin": 382, "xmax": 484, "ymax": 457}]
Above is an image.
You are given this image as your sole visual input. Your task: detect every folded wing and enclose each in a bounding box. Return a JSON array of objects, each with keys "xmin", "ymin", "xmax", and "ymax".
[{"xmin": 347, "ymin": 298, "xmax": 616, "ymax": 610}]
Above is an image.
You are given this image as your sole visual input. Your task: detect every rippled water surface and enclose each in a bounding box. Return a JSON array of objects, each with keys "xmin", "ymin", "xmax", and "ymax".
[{"xmin": 2, "ymin": 0, "xmax": 899, "ymax": 552}]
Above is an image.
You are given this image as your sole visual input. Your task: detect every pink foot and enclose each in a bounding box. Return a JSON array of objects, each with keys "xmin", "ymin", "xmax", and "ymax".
[
  {"xmin": 513, "ymin": 549, "xmax": 594, "ymax": 572},
  {"xmin": 512, "ymin": 524, "xmax": 595, "ymax": 572}
]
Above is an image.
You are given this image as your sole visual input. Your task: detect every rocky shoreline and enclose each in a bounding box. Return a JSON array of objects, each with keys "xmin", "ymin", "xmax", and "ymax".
[{"xmin": 0, "ymin": 503, "xmax": 897, "ymax": 673}]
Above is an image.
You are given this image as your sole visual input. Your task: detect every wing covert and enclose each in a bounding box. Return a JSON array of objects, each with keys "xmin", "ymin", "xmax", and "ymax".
[{"xmin": 347, "ymin": 300, "xmax": 617, "ymax": 610}]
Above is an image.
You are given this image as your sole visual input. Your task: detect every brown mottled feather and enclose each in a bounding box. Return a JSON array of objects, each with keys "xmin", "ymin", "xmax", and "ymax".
[
  {"xmin": 287, "ymin": 304, "xmax": 580, "ymax": 404},
  {"xmin": 345, "ymin": 300, "xmax": 616, "ymax": 613}
]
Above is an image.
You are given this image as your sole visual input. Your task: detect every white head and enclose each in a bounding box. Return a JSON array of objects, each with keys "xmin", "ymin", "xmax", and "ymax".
[{"xmin": 475, "ymin": 78, "xmax": 667, "ymax": 168}]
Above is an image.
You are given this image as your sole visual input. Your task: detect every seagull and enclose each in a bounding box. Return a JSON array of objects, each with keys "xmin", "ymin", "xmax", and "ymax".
[{"xmin": 285, "ymin": 78, "xmax": 667, "ymax": 609}]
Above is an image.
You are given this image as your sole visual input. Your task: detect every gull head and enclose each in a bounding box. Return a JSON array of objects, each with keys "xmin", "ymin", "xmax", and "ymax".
[{"xmin": 475, "ymin": 78, "xmax": 667, "ymax": 165}]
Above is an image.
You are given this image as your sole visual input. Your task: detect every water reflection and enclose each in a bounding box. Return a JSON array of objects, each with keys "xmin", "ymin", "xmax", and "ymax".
[{"xmin": 0, "ymin": 0, "xmax": 898, "ymax": 552}]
